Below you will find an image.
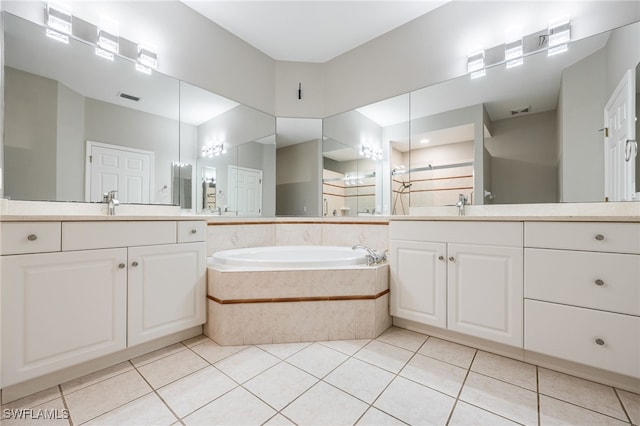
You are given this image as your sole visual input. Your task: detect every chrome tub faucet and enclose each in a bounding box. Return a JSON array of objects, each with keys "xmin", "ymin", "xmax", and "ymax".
[{"xmin": 352, "ymin": 245, "xmax": 388, "ymax": 265}]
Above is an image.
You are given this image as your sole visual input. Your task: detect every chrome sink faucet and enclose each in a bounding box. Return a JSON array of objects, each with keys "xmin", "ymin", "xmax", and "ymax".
[
  {"xmin": 352, "ymin": 245, "xmax": 388, "ymax": 265},
  {"xmin": 104, "ymin": 190, "xmax": 119, "ymax": 215},
  {"xmin": 456, "ymin": 193, "xmax": 468, "ymax": 216}
]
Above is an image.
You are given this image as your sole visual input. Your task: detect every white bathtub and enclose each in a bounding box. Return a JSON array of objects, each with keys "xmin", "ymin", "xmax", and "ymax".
[{"xmin": 209, "ymin": 245, "xmax": 369, "ymax": 269}]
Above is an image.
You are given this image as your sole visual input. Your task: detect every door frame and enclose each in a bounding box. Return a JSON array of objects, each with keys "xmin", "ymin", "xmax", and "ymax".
[
  {"xmin": 603, "ymin": 69, "xmax": 636, "ymax": 202},
  {"xmin": 85, "ymin": 141, "xmax": 155, "ymax": 203}
]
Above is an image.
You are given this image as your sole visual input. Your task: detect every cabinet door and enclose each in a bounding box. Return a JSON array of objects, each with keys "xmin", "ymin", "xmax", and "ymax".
[
  {"xmin": 128, "ymin": 242, "xmax": 206, "ymax": 346},
  {"xmin": 1, "ymin": 249, "xmax": 127, "ymax": 387},
  {"xmin": 390, "ymin": 240, "xmax": 447, "ymax": 327},
  {"xmin": 447, "ymin": 244, "xmax": 523, "ymax": 347}
]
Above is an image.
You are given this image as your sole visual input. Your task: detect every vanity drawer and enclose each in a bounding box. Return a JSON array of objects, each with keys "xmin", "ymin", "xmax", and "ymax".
[
  {"xmin": 1, "ymin": 222, "xmax": 61, "ymax": 255},
  {"xmin": 525, "ymin": 248, "xmax": 640, "ymax": 315},
  {"xmin": 525, "ymin": 300, "xmax": 640, "ymax": 378},
  {"xmin": 62, "ymin": 221, "xmax": 177, "ymax": 250},
  {"xmin": 177, "ymin": 221, "xmax": 206, "ymax": 243},
  {"xmin": 390, "ymin": 221, "xmax": 523, "ymax": 247},
  {"xmin": 525, "ymin": 222, "xmax": 640, "ymax": 254}
]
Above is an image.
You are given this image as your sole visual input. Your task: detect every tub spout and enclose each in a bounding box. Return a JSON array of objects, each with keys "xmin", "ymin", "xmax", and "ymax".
[{"xmin": 352, "ymin": 245, "xmax": 387, "ymax": 265}]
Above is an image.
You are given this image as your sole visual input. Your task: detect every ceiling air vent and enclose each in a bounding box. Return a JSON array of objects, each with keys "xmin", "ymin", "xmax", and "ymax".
[
  {"xmin": 510, "ymin": 106, "xmax": 531, "ymax": 115},
  {"xmin": 117, "ymin": 92, "xmax": 141, "ymax": 102}
]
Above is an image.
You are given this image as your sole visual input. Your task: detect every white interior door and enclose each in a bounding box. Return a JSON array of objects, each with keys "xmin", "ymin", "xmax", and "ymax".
[
  {"xmin": 86, "ymin": 141, "xmax": 154, "ymax": 203},
  {"xmin": 228, "ymin": 165, "xmax": 262, "ymax": 216},
  {"xmin": 604, "ymin": 69, "xmax": 637, "ymax": 201}
]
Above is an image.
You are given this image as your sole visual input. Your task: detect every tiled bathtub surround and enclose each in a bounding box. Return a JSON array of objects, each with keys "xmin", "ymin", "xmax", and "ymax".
[
  {"xmin": 2, "ymin": 329, "xmax": 638, "ymax": 426},
  {"xmin": 206, "ymin": 265, "xmax": 391, "ymax": 345},
  {"xmin": 205, "ymin": 219, "xmax": 389, "ymax": 254}
]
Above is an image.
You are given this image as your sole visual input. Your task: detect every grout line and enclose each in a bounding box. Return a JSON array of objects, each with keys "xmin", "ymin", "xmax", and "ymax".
[
  {"xmin": 129, "ymin": 362, "xmax": 183, "ymax": 425},
  {"xmin": 614, "ymin": 387, "xmax": 634, "ymax": 424},
  {"xmin": 57, "ymin": 385, "xmax": 74, "ymax": 426},
  {"xmin": 536, "ymin": 365, "xmax": 541, "ymax": 426}
]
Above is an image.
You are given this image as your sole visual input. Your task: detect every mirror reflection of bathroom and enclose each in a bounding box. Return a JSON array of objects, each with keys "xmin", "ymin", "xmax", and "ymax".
[
  {"xmin": 275, "ymin": 118, "xmax": 323, "ymax": 216},
  {"xmin": 171, "ymin": 162, "xmax": 193, "ymax": 209},
  {"xmin": 201, "ymin": 166, "xmax": 217, "ymax": 212}
]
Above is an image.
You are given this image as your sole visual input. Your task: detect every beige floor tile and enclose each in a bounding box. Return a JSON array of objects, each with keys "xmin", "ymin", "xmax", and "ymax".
[
  {"xmin": 325, "ymin": 358, "xmax": 395, "ymax": 403},
  {"xmin": 460, "ymin": 372, "xmax": 538, "ymax": 425},
  {"xmin": 182, "ymin": 334, "xmax": 212, "ymax": 348},
  {"xmin": 471, "ymin": 351, "xmax": 537, "ymax": 391},
  {"xmin": 448, "ymin": 401, "xmax": 520, "ymax": 426},
  {"xmin": 130, "ymin": 343, "xmax": 187, "ymax": 367},
  {"xmin": 157, "ymin": 366, "xmax": 237, "ymax": 418},
  {"xmin": 282, "ymin": 381, "xmax": 369, "ymax": 426},
  {"xmin": 83, "ymin": 393, "xmax": 176, "ymax": 426},
  {"xmin": 400, "ymin": 353, "xmax": 468, "ymax": 397},
  {"xmin": 374, "ymin": 376, "xmax": 455, "ymax": 425},
  {"xmin": 244, "ymin": 361, "xmax": 318, "ymax": 410},
  {"xmin": 257, "ymin": 341, "xmax": 312, "ymax": 359},
  {"xmin": 1, "ymin": 386, "xmax": 61, "ymax": 410},
  {"xmin": 376, "ymin": 326, "xmax": 428, "ymax": 352},
  {"xmin": 538, "ymin": 368, "xmax": 628, "ymax": 421},
  {"xmin": 190, "ymin": 339, "xmax": 247, "ymax": 364},
  {"xmin": 1, "ymin": 397, "xmax": 69, "ymax": 426},
  {"xmin": 354, "ymin": 340, "xmax": 414, "ymax": 374},
  {"xmin": 286, "ymin": 342, "xmax": 349, "ymax": 378},
  {"xmin": 214, "ymin": 346, "xmax": 280, "ymax": 383},
  {"xmin": 356, "ymin": 407, "xmax": 407, "ymax": 425},
  {"xmin": 137, "ymin": 348, "xmax": 208, "ymax": 389},
  {"xmin": 418, "ymin": 337, "xmax": 477, "ymax": 369},
  {"xmin": 64, "ymin": 370, "xmax": 152, "ymax": 425},
  {"xmin": 617, "ymin": 389, "xmax": 640, "ymax": 425},
  {"xmin": 61, "ymin": 362, "xmax": 133, "ymax": 394},
  {"xmin": 263, "ymin": 413, "xmax": 296, "ymax": 425},
  {"xmin": 539, "ymin": 395, "xmax": 629, "ymax": 426},
  {"xmin": 183, "ymin": 386, "xmax": 276, "ymax": 426},
  {"xmin": 319, "ymin": 339, "xmax": 371, "ymax": 356}
]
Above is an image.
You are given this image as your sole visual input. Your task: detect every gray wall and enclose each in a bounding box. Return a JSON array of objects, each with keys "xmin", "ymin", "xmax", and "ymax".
[
  {"xmin": 486, "ymin": 110, "xmax": 558, "ymax": 204},
  {"xmin": 4, "ymin": 67, "xmax": 57, "ymax": 200},
  {"xmin": 56, "ymin": 83, "xmax": 85, "ymax": 201}
]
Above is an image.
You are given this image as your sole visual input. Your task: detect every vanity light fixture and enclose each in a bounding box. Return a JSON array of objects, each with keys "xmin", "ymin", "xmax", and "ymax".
[
  {"xmin": 420, "ymin": 138, "xmax": 430, "ymax": 144},
  {"xmin": 202, "ymin": 143, "xmax": 226, "ymax": 158},
  {"xmin": 467, "ymin": 50, "xmax": 485, "ymax": 79},
  {"xmin": 95, "ymin": 15, "xmax": 118, "ymax": 60},
  {"xmin": 45, "ymin": 2, "xmax": 72, "ymax": 43},
  {"xmin": 360, "ymin": 144, "xmax": 382, "ymax": 160},
  {"xmin": 505, "ymin": 38, "xmax": 523, "ymax": 68},
  {"xmin": 137, "ymin": 44, "xmax": 158, "ymax": 75},
  {"xmin": 548, "ymin": 20, "xmax": 571, "ymax": 56}
]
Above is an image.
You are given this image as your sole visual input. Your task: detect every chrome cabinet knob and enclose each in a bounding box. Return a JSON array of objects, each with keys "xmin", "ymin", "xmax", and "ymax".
[
  {"xmin": 595, "ymin": 338, "xmax": 605, "ymax": 346},
  {"xmin": 27, "ymin": 234, "xmax": 37, "ymax": 241},
  {"xmin": 118, "ymin": 263, "xmax": 126, "ymax": 269},
  {"xmin": 438, "ymin": 255, "xmax": 444, "ymax": 261},
  {"xmin": 191, "ymin": 229, "xmax": 197, "ymax": 234},
  {"xmin": 131, "ymin": 261, "xmax": 139, "ymax": 267},
  {"xmin": 595, "ymin": 234, "xmax": 605, "ymax": 241},
  {"xmin": 449, "ymin": 256, "xmax": 455, "ymax": 262},
  {"xmin": 594, "ymin": 279, "xmax": 605, "ymax": 286}
]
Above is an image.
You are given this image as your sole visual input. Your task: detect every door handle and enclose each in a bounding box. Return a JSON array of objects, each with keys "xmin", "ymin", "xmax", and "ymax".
[{"xmin": 625, "ymin": 139, "xmax": 637, "ymax": 162}]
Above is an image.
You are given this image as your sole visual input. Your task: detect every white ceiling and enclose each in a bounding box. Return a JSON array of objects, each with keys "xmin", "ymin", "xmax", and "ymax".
[{"xmin": 181, "ymin": 0, "xmax": 449, "ymax": 62}]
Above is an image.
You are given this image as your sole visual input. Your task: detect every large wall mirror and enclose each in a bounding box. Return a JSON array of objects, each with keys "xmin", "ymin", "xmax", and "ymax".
[
  {"xmin": 2, "ymin": 12, "xmax": 276, "ymax": 216},
  {"xmin": 322, "ymin": 20, "xmax": 639, "ymax": 213}
]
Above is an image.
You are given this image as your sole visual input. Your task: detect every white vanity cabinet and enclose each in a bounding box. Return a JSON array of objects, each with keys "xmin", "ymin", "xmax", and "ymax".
[
  {"xmin": 0, "ymin": 220, "xmax": 206, "ymax": 389},
  {"xmin": 390, "ymin": 221, "xmax": 524, "ymax": 347},
  {"xmin": 128, "ymin": 242, "xmax": 206, "ymax": 346},
  {"xmin": 524, "ymin": 222, "xmax": 640, "ymax": 378},
  {"xmin": 1, "ymin": 247, "xmax": 128, "ymax": 386}
]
